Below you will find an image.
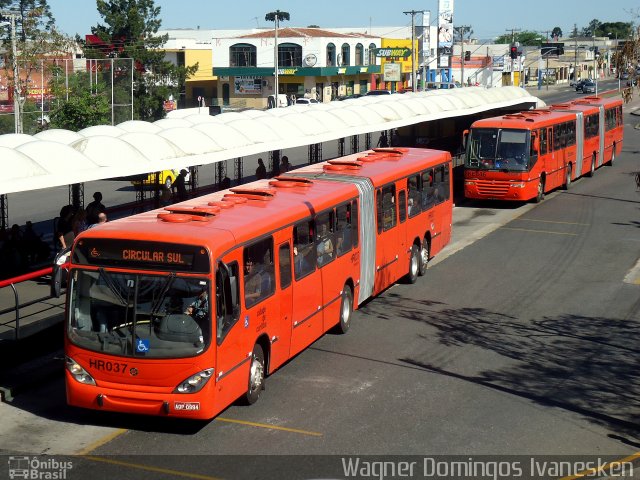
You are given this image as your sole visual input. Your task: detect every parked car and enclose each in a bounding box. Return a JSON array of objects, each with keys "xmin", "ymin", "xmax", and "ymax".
[
  {"xmin": 575, "ymin": 79, "xmax": 586, "ymax": 92},
  {"xmin": 130, "ymin": 168, "xmax": 190, "ymax": 189},
  {"xmin": 581, "ymin": 80, "xmax": 596, "ymax": 94},
  {"xmin": 295, "ymin": 97, "xmax": 319, "ymax": 105},
  {"xmin": 365, "ymin": 89, "xmax": 392, "ymax": 96}
]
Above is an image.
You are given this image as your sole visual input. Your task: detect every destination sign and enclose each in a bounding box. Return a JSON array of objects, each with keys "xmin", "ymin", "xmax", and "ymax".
[{"xmin": 73, "ymin": 239, "xmax": 210, "ymax": 273}]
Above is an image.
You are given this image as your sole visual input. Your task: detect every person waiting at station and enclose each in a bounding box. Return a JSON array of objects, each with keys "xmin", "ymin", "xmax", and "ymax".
[
  {"xmin": 173, "ymin": 169, "xmax": 189, "ymax": 201},
  {"xmin": 86, "ymin": 192, "xmax": 106, "ymax": 226},
  {"xmin": 256, "ymin": 158, "xmax": 267, "ymax": 180}
]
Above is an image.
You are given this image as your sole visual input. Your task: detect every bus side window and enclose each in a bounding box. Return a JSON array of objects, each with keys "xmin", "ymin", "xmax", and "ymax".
[
  {"xmin": 408, "ymin": 174, "xmax": 421, "ymax": 217},
  {"xmin": 351, "ymin": 200, "xmax": 359, "ymax": 248},
  {"xmin": 421, "ymin": 169, "xmax": 434, "ymax": 209},
  {"xmin": 336, "ymin": 203, "xmax": 353, "ymax": 257},
  {"xmin": 217, "ymin": 260, "xmax": 240, "ymax": 344},
  {"xmin": 377, "ymin": 184, "xmax": 396, "ymax": 232},
  {"xmin": 293, "ymin": 220, "xmax": 316, "ymax": 280},
  {"xmin": 443, "ymin": 164, "xmax": 450, "ymax": 200},
  {"xmin": 243, "ymin": 237, "xmax": 275, "ymax": 309},
  {"xmin": 539, "ymin": 128, "xmax": 547, "ymax": 155},
  {"xmin": 398, "ymin": 190, "xmax": 407, "ymax": 223},
  {"xmin": 316, "ymin": 211, "xmax": 336, "ymax": 267},
  {"xmin": 279, "ymin": 242, "xmax": 292, "ymax": 289}
]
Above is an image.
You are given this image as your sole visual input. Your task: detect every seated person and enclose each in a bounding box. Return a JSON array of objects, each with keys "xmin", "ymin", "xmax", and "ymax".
[
  {"xmin": 185, "ymin": 289, "xmax": 208, "ymax": 320},
  {"xmin": 244, "ymin": 257, "xmax": 263, "ymax": 306},
  {"xmin": 316, "ymin": 235, "xmax": 334, "ymax": 266}
]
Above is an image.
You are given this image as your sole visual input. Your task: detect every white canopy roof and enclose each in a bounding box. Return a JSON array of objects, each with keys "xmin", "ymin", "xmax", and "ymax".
[{"xmin": 0, "ymin": 86, "xmax": 543, "ymax": 195}]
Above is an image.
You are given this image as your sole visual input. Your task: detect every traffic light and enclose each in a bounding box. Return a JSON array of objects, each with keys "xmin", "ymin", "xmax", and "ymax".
[
  {"xmin": 510, "ymin": 45, "xmax": 518, "ymax": 59},
  {"xmin": 464, "ymin": 50, "xmax": 471, "ymax": 61}
]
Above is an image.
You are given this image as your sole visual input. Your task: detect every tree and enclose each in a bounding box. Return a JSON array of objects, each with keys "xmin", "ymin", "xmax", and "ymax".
[
  {"xmin": 551, "ymin": 27, "xmax": 563, "ymax": 40},
  {"xmin": 49, "ymin": 91, "xmax": 110, "ymax": 131},
  {"xmin": 0, "ymin": 0, "xmax": 73, "ymax": 132},
  {"xmin": 494, "ymin": 30, "xmax": 541, "ymax": 46},
  {"xmin": 581, "ymin": 19, "xmax": 601, "ymax": 37},
  {"xmin": 83, "ymin": 0, "xmax": 197, "ymax": 122}
]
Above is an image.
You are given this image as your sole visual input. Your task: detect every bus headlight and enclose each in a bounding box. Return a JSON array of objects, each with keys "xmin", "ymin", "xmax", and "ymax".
[
  {"xmin": 464, "ymin": 180, "xmax": 475, "ymax": 186},
  {"xmin": 174, "ymin": 368, "xmax": 214, "ymax": 394},
  {"xmin": 65, "ymin": 356, "xmax": 96, "ymax": 385},
  {"xmin": 511, "ymin": 183, "xmax": 526, "ymax": 188}
]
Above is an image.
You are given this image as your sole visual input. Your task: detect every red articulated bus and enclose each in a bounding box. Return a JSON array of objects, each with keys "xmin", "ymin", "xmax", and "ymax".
[
  {"xmin": 63, "ymin": 147, "xmax": 453, "ymax": 420},
  {"xmin": 463, "ymin": 96, "xmax": 623, "ymax": 202}
]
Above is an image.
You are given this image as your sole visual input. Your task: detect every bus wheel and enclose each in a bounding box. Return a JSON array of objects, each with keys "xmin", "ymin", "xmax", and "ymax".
[
  {"xmin": 609, "ymin": 145, "xmax": 615, "ymax": 166},
  {"xmin": 418, "ymin": 239, "xmax": 430, "ymax": 276},
  {"xmin": 587, "ymin": 154, "xmax": 596, "ymax": 177},
  {"xmin": 245, "ymin": 344, "xmax": 265, "ymax": 405},
  {"xmin": 334, "ymin": 286, "xmax": 353, "ymax": 334},
  {"xmin": 563, "ymin": 164, "xmax": 572, "ymax": 190},
  {"xmin": 407, "ymin": 245, "xmax": 420, "ymax": 284},
  {"xmin": 534, "ymin": 178, "xmax": 544, "ymax": 203}
]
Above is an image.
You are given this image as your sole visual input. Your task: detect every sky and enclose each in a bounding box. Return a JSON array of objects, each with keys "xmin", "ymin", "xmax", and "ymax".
[{"xmin": 46, "ymin": 0, "xmax": 639, "ymax": 40}]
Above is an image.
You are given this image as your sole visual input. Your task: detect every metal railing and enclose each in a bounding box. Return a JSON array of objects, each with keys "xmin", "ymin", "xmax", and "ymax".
[{"xmin": 0, "ymin": 267, "xmax": 55, "ymax": 340}]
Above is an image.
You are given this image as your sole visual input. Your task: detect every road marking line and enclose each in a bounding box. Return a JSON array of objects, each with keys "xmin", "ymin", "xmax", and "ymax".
[
  {"xmin": 76, "ymin": 428, "xmax": 128, "ymax": 455},
  {"xmin": 559, "ymin": 451, "xmax": 640, "ymax": 479},
  {"xmin": 516, "ymin": 218, "xmax": 590, "ymax": 226},
  {"xmin": 84, "ymin": 456, "xmax": 222, "ymax": 480},
  {"xmin": 501, "ymin": 227, "xmax": 578, "ymax": 236},
  {"xmin": 215, "ymin": 417, "xmax": 323, "ymax": 436}
]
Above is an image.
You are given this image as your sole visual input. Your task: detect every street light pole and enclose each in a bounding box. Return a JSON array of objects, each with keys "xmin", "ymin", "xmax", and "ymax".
[
  {"xmin": 403, "ymin": 10, "xmax": 423, "ymax": 92},
  {"xmin": 265, "ymin": 10, "xmax": 290, "ymax": 107},
  {"xmin": 592, "ymin": 35, "xmax": 598, "ymax": 96}
]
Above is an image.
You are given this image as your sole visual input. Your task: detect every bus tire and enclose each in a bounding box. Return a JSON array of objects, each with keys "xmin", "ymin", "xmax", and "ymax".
[
  {"xmin": 534, "ymin": 178, "xmax": 544, "ymax": 203},
  {"xmin": 407, "ymin": 245, "xmax": 420, "ymax": 284},
  {"xmin": 563, "ymin": 164, "xmax": 572, "ymax": 190},
  {"xmin": 587, "ymin": 154, "xmax": 596, "ymax": 177},
  {"xmin": 418, "ymin": 238, "xmax": 430, "ymax": 276},
  {"xmin": 245, "ymin": 344, "xmax": 265, "ymax": 405},
  {"xmin": 334, "ymin": 286, "xmax": 353, "ymax": 334}
]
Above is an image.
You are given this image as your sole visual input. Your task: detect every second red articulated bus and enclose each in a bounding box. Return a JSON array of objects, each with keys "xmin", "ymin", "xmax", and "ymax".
[
  {"xmin": 463, "ymin": 96, "xmax": 623, "ymax": 202},
  {"xmin": 62, "ymin": 147, "xmax": 453, "ymax": 420}
]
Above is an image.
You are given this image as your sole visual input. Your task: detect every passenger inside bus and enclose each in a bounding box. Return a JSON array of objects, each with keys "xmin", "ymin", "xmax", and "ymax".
[
  {"xmin": 244, "ymin": 256, "xmax": 263, "ymax": 307},
  {"xmin": 186, "ymin": 289, "xmax": 208, "ymax": 320},
  {"xmin": 316, "ymin": 222, "xmax": 334, "ymax": 266}
]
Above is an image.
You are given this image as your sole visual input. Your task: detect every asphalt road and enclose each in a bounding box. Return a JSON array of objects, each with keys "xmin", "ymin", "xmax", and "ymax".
[{"xmin": 1, "ymin": 79, "xmax": 638, "ymax": 480}]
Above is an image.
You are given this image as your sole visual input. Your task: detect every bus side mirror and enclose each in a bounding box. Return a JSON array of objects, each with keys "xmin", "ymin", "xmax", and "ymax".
[
  {"xmin": 462, "ymin": 129, "xmax": 469, "ymax": 150},
  {"xmin": 50, "ymin": 247, "xmax": 71, "ymax": 298}
]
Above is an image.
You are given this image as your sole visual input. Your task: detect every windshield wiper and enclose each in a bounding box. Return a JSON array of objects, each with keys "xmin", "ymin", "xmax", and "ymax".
[
  {"xmin": 150, "ymin": 273, "xmax": 176, "ymax": 316},
  {"xmin": 98, "ymin": 268, "xmax": 127, "ymax": 306}
]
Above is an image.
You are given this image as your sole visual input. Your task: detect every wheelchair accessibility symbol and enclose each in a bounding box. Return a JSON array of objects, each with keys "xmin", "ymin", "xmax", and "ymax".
[{"xmin": 136, "ymin": 338, "xmax": 150, "ymax": 353}]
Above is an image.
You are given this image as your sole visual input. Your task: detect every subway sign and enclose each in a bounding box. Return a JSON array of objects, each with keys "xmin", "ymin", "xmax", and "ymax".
[{"xmin": 373, "ymin": 48, "xmax": 412, "ymax": 59}]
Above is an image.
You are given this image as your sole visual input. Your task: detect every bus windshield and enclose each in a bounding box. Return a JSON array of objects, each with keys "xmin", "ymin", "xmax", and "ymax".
[
  {"xmin": 68, "ymin": 269, "xmax": 210, "ymax": 358},
  {"xmin": 466, "ymin": 128, "xmax": 530, "ymax": 172}
]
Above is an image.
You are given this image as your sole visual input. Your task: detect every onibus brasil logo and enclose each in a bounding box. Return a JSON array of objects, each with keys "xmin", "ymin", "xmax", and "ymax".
[{"xmin": 8, "ymin": 456, "xmax": 72, "ymax": 479}]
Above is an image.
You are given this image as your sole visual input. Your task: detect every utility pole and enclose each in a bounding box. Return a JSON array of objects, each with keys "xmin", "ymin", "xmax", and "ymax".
[
  {"xmin": 456, "ymin": 25, "xmax": 471, "ymax": 86},
  {"xmin": 573, "ymin": 24, "xmax": 578, "ymax": 82},
  {"xmin": 403, "ymin": 10, "xmax": 423, "ymax": 92}
]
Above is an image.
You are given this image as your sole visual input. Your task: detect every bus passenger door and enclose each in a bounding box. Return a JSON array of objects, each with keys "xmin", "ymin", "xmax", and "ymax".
[
  {"xmin": 214, "ymin": 252, "xmax": 249, "ymax": 411},
  {"xmin": 374, "ymin": 185, "xmax": 400, "ymax": 292},
  {"xmin": 270, "ymin": 240, "xmax": 293, "ymax": 371},
  {"xmin": 290, "ymin": 220, "xmax": 323, "ymax": 356}
]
